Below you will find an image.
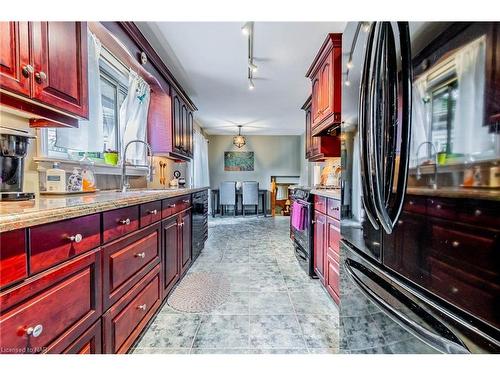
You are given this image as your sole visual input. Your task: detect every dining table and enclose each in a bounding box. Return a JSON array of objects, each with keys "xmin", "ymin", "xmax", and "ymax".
[{"xmin": 210, "ymin": 188, "xmax": 268, "ymax": 217}]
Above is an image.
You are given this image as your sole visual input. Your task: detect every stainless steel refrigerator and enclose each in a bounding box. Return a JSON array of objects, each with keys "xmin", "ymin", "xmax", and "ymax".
[{"xmin": 340, "ymin": 21, "xmax": 500, "ymax": 353}]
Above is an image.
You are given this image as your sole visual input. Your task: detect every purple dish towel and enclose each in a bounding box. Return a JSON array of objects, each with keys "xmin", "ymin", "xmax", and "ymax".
[{"xmin": 291, "ymin": 202, "xmax": 306, "ymax": 231}]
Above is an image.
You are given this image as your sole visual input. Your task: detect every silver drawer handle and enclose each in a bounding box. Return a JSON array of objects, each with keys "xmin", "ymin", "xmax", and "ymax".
[
  {"xmin": 398, "ymin": 220, "xmax": 404, "ymax": 225},
  {"xmin": 311, "ymin": 220, "xmax": 316, "ymax": 224},
  {"xmin": 135, "ymin": 252, "xmax": 146, "ymax": 258},
  {"xmin": 436, "ymin": 204, "xmax": 442, "ymax": 209},
  {"xmin": 26, "ymin": 324, "xmax": 43, "ymax": 338},
  {"xmin": 68, "ymin": 233, "xmax": 83, "ymax": 243},
  {"xmin": 168, "ymin": 204, "xmax": 176, "ymax": 208},
  {"xmin": 182, "ymin": 199, "xmax": 190, "ymax": 204},
  {"xmin": 452, "ymin": 241, "xmax": 460, "ymax": 248},
  {"xmin": 137, "ymin": 304, "xmax": 147, "ymax": 311},
  {"xmin": 119, "ymin": 218, "xmax": 131, "ymax": 225},
  {"xmin": 474, "ymin": 209, "xmax": 482, "ymax": 216},
  {"xmin": 409, "ymin": 200, "xmax": 414, "ymax": 205},
  {"xmin": 148, "ymin": 209, "xmax": 158, "ymax": 215}
]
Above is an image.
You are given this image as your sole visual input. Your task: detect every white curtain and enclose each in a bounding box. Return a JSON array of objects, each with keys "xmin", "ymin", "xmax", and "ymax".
[
  {"xmin": 192, "ymin": 130, "xmax": 210, "ymax": 188},
  {"xmin": 352, "ymin": 131, "xmax": 362, "ymax": 221},
  {"xmin": 120, "ymin": 70, "xmax": 151, "ymax": 164},
  {"xmin": 55, "ymin": 32, "xmax": 104, "ymax": 152},
  {"xmin": 410, "ymin": 76, "xmax": 430, "ymax": 166},
  {"xmin": 454, "ymin": 36, "xmax": 493, "ymax": 158}
]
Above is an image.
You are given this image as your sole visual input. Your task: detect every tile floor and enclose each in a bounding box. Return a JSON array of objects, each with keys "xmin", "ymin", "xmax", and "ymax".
[{"xmin": 132, "ymin": 216, "xmax": 339, "ymax": 354}]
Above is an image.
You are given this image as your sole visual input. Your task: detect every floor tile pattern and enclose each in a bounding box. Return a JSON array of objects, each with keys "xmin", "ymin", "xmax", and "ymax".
[{"xmin": 132, "ymin": 216, "xmax": 339, "ymax": 354}]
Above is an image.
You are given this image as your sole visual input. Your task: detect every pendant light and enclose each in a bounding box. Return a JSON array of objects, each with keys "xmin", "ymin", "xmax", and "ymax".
[{"xmin": 233, "ymin": 125, "xmax": 246, "ymax": 148}]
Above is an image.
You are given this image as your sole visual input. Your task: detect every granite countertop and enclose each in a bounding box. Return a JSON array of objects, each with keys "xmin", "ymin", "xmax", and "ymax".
[
  {"xmin": 310, "ymin": 188, "xmax": 341, "ymax": 200},
  {"xmin": 406, "ymin": 186, "xmax": 500, "ymax": 201},
  {"xmin": 0, "ymin": 187, "xmax": 209, "ymax": 232}
]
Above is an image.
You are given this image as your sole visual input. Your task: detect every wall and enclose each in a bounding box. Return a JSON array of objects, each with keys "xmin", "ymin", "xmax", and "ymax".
[
  {"xmin": 207, "ymin": 135, "xmax": 302, "ymax": 208},
  {"xmin": 0, "ymin": 109, "xmax": 186, "ymax": 193}
]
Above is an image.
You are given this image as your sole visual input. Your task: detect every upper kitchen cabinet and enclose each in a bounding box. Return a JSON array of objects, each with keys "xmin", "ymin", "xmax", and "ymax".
[
  {"xmin": 169, "ymin": 89, "xmax": 194, "ymax": 160},
  {"xmin": 303, "ymin": 95, "xmax": 341, "ymax": 161},
  {"xmin": 0, "ymin": 22, "xmax": 88, "ymax": 126},
  {"xmin": 306, "ymin": 33, "xmax": 342, "ymax": 136}
]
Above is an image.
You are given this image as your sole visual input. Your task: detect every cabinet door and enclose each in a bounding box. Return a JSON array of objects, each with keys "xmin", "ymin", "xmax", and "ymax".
[
  {"xmin": 172, "ymin": 94, "xmax": 182, "ymax": 152},
  {"xmin": 162, "ymin": 215, "xmax": 179, "ymax": 297},
  {"xmin": 180, "ymin": 209, "xmax": 192, "ymax": 276},
  {"xmin": 31, "ymin": 22, "xmax": 88, "ymax": 118},
  {"xmin": 320, "ymin": 58, "xmax": 332, "ymax": 119},
  {"xmin": 0, "ymin": 22, "xmax": 30, "ymax": 96},
  {"xmin": 186, "ymin": 110, "xmax": 194, "ymax": 157},
  {"xmin": 61, "ymin": 320, "xmax": 102, "ymax": 354},
  {"xmin": 311, "ymin": 76, "xmax": 321, "ymax": 124},
  {"xmin": 313, "ymin": 210, "xmax": 326, "ymax": 282},
  {"xmin": 305, "ymin": 105, "xmax": 312, "ymax": 158},
  {"xmin": 181, "ymin": 103, "xmax": 187, "ymax": 154},
  {"xmin": 325, "ymin": 217, "xmax": 340, "ymax": 304}
]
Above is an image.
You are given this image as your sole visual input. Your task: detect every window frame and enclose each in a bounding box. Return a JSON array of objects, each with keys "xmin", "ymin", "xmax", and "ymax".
[{"xmin": 429, "ymin": 76, "xmax": 458, "ymax": 155}]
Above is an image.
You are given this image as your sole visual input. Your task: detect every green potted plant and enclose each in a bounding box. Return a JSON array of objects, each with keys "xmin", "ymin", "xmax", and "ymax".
[{"xmin": 103, "ymin": 149, "xmax": 119, "ymax": 165}]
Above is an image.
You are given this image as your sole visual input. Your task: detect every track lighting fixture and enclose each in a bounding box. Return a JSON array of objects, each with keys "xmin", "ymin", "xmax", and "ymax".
[
  {"xmin": 346, "ymin": 59, "xmax": 353, "ymax": 69},
  {"xmin": 249, "ymin": 61, "xmax": 258, "ymax": 73},
  {"xmin": 361, "ymin": 22, "xmax": 371, "ymax": 32},
  {"xmin": 248, "ymin": 78, "xmax": 255, "ymax": 90},
  {"xmin": 241, "ymin": 22, "xmax": 252, "ymax": 36},
  {"xmin": 242, "ymin": 21, "xmax": 257, "ymax": 90}
]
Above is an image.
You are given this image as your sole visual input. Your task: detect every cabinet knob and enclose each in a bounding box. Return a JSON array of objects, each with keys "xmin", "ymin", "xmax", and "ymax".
[
  {"xmin": 436, "ymin": 204, "xmax": 442, "ymax": 209},
  {"xmin": 168, "ymin": 204, "xmax": 176, "ymax": 208},
  {"xmin": 452, "ymin": 241, "xmax": 460, "ymax": 248},
  {"xmin": 26, "ymin": 324, "xmax": 43, "ymax": 338},
  {"xmin": 398, "ymin": 220, "xmax": 404, "ymax": 225},
  {"xmin": 182, "ymin": 199, "xmax": 190, "ymax": 204},
  {"xmin": 474, "ymin": 209, "xmax": 482, "ymax": 217},
  {"xmin": 135, "ymin": 252, "xmax": 146, "ymax": 259},
  {"xmin": 68, "ymin": 233, "xmax": 83, "ymax": 243},
  {"xmin": 137, "ymin": 304, "xmax": 147, "ymax": 311},
  {"xmin": 35, "ymin": 71, "xmax": 47, "ymax": 84},
  {"xmin": 22, "ymin": 64, "xmax": 34, "ymax": 78},
  {"xmin": 409, "ymin": 200, "xmax": 414, "ymax": 205},
  {"xmin": 311, "ymin": 220, "xmax": 316, "ymax": 224},
  {"xmin": 148, "ymin": 209, "xmax": 158, "ymax": 215},
  {"xmin": 119, "ymin": 218, "xmax": 131, "ymax": 225}
]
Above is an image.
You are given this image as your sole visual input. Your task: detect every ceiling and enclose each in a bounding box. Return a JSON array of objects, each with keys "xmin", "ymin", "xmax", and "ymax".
[{"xmin": 137, "ymin": 22, "xmax": 346, "ymax": 135}]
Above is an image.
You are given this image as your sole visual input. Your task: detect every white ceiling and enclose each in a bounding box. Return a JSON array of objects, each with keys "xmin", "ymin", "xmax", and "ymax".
[{"xmin": 137, "ymin": 22, "xmax": 346, "ymax": 135}]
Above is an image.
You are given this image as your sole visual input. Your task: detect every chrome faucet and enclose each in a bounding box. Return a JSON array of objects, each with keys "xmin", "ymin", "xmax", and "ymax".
[
  {"xmin": 121, "ymin": 140, "xmax": 153, "ymax": 192},
  {"xmin": 415, "ymin": 141, "xmax": 438, "ymax": 189}
]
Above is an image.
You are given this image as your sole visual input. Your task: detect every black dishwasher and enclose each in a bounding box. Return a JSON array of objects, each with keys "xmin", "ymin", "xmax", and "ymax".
[{"xmin": 191, "ymin": 190, "xmax": 208, "ymax": 261}]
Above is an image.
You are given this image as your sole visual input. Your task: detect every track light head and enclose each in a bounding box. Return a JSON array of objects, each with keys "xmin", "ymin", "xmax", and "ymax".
[
  {"xmin": 249, "ymin": 61, "xmax": 258, "ymax": 73},
  {"xmin": 241, "ymin": 22, "xmax": 252, "ymax": 36},
  {"xmin": 346, "ymin": 59, "xmax": 354, "ymax": 69},
  {"xmin": 248, "ymin": 78, "xmax": 255, "ymax": 90}
]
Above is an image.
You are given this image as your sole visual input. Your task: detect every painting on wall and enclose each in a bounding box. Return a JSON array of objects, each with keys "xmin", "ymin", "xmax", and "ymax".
[{"xmin": 224, "ymin": 151, "xmax": 254, "ymax": 171}]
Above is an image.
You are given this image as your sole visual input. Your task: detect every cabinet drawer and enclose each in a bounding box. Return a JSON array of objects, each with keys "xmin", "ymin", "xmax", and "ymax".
[
  {"xmin": 103, "ymin": 265, "xmax": 161, "ymax": 354},
  {"xmin": 458, "ymin": 201, "xmax": 500, "ymax": 230},
  {"xmin": 0, "ymin": 229, "xmax": 27, "ymax": 288},
  {"xmin": 162, "ymin": 195, "xmax": 191, "ymax": 218},
  {"xmin": 327, "ymin": 217, "xmax": 340, "ymax": 263},
  {"xmin": 30, "ymin": 214, "xmax": 101, "ymax": 274},
  {"xmin": 404, "ymin": 196, "xmax": 427, "ymax": 215},
  {"xmin": 429, "ymin": 223, "xmax": 497, "ymax": 275},
  {"xmin": 427, "ymin": 198, "xmax": 457, "ymax": 220},
  {"xmin": 103, "ymin": 206, "xmax": 139, "ymax": 243},
  {"xmin": 0, "ymin": 249, "xmax": 102, "ymax": 354},
  {"xmin": 61, "ymin": 320, "xmax": 102, "ymax": 354},
  {"xmin": 314, "ymin": 195, "xmax": 327, "ymax": 214},
  {"xmin": 327, "ymin": 198, "xmax": 341, "ymax": 219},
  {"xmin": 102, "ymin": 223, "xmax": 160, "ymax": 310},
  {"xmin": 140, "ymin": 200, "xmax": 162, "ymax": 228}
]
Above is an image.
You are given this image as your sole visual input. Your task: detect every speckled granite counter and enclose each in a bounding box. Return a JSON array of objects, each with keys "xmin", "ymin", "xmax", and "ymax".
[
  {"xmin": 406, "ymin": 186, "xmax": 500, "ymax": 201},
  {"xmin": 0, "ymin": 187, "xmax": 209, "ymax": 232},
  {"xmin": 310, "ymin": 188, "xmax": 341, "ymax": 200}
]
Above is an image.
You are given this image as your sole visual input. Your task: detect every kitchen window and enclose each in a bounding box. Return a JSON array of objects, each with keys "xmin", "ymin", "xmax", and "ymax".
[
  {"xmin": 43, "ymin": 48, "xmax": 129, "ymax": 163},
  {"xmin": 430, "ymin": 78, "xmax": 458, "ymax": 155}
]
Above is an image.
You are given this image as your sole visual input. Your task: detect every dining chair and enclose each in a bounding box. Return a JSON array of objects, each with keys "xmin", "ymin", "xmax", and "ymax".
[
  {"xmin": 242, "ymin": 181, "xmax": 259, "ymax": 216},
  {"xmin": 219, "ymin": 181, "xmax": 237, "ymax": 216}
]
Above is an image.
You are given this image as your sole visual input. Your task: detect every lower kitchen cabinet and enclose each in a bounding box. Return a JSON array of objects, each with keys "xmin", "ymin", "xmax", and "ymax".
[
  {"xmin": 313, "ymin": 196, "xmax": 340, "ymax": 304},
  {"xmin": 102, "ymin": 265, "xmax": 161, "ymax": 354},
  {"xmin": 61, "ymin": 320, "xmax": 102, "ymax": 354},
  {"xmin": 161, "ymin": 207, "xmax": 192, "ymax": 298},
  {"xmin": 0, "ymin": 249, "xmax": 102, "ymax": 354}
]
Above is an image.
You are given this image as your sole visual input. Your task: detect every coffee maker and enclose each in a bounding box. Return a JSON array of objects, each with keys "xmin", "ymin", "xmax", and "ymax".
[{"xmin": 0, "ymin": 126, "xmax": 35, "ymax": 201}]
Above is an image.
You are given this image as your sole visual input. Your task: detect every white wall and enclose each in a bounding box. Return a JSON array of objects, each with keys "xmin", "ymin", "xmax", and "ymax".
[{"xmin": 207, "ymin": 135, "xmax": 302, "ymax": 195}]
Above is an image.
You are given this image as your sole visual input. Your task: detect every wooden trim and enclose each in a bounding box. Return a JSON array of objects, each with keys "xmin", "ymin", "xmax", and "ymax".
[
  {"xmin": 305, "ymin": 33, "xmax": 342, "ymax": 78},
  {"xmin": 118, "ymin": 22, "xmax": 197, "ymax": 111},
  {"xmin": 301, "ymin": 95, "xmax": 312, "ymax": 111}
]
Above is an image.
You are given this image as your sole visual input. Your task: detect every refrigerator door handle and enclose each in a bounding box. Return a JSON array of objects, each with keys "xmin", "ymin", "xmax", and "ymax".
[
  {"xmin": 344, "ymin": 258, "xmax": 470, "ymax": 354},
  {"xmin": 366, "ymin": 22, "xmax": 413, "ymax": 234},
  {"xmin": 358, "ymin": 21, "xmax": 379, "ymax": 230}
]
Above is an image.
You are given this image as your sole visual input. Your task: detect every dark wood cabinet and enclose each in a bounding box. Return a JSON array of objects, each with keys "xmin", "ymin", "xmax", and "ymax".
[
  {"xmin": 103, "ymin": 205, "xmax": 140, "ymax": 243},
  {"xmin": 61, "ymin": 320, "xmax": 102, "ymax": 354},
  {"xmin": 168, "ymin": 90, "xmax": 194, "ymax": 160},
  {"xmin": 0, "ymin": 21, "xmax": 88, "ymax": 125},
  {"xmin": 302, "ymin": 95, "xmax": 341, "ymax": 161},
  {"xmin": 0, "ymin": 249, "xmax": 102, "ymax": 354},
  {"xmin": 161, "ymin": 203, "xmax": 192, "ymax": 297},
  {"xmin": 162, "ymin": 215, "xmax": 180, "ymax": 297},
  {"xmin": 313, "ymin": 195, "xmax": 341, "ymax": 303},
  {"xmin": 0, "ymin": 22, "xmax": 30, "ymax": 96},
  {"xmin": 0, "ymin": 229, "xmax": 27, "ymax": 289},
  {"xmin": 306, "ymin": 33, "xmax": 342, "ymax": 136},
  {"xmin": 313, "ymin": 210, "xmax": 326, "ymax": 283}
]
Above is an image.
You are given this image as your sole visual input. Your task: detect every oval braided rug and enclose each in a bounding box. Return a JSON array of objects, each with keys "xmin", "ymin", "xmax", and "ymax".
[{"xmin": 167, "ymin": 272, "xmax": 230, "ymax": 313}]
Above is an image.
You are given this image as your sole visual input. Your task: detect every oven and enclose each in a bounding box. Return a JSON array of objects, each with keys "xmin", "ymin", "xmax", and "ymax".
[{"xmin": 290, "ymin": 188, "xmax": 316, "ymax": 278}]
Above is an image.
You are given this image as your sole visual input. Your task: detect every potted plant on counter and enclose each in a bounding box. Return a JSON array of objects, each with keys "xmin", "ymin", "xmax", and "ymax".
[{"xmin": 103, "ymin": 149, "xmax": 119, "ymax": 165}]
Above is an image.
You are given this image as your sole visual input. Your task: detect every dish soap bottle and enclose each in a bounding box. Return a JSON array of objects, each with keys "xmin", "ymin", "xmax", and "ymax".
[
  {"xmin": 80, "ymin": 154, "xmax": 96, "ymax": 192},
  {"xmin": 46, "ymin": 162, "xmax": 66, "ymax": 193}
]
